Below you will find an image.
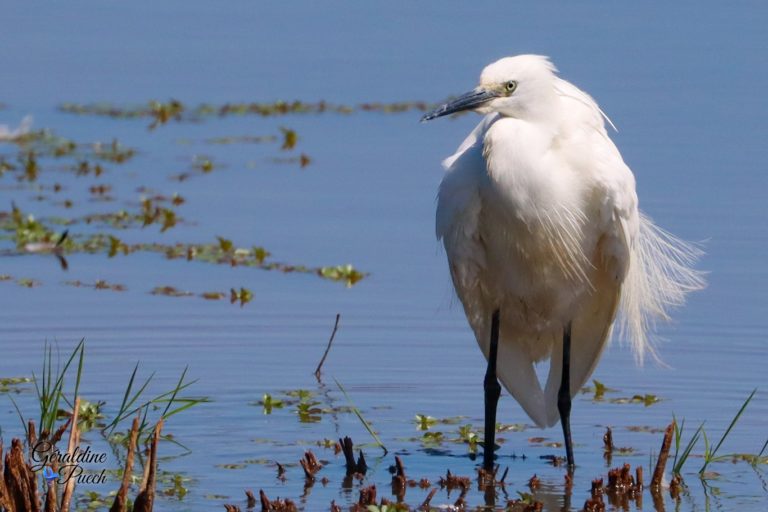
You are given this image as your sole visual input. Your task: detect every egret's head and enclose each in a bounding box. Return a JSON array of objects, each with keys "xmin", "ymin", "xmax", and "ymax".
[{"xmin": 422, "ymin": 55, "xmax": 558, "ymax": 122}]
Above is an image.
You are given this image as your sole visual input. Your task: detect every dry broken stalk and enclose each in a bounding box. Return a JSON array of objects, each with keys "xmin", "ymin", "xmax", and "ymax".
[
  {"xmin": 477, "ymin": 464, "xmax": 500, "ymax": 488},
  {"xmin": 582, "ymin": 496, "xmax": 606, "ymax": 512},
  {"xmin": 339, "ymin": 436, "xmax": 366, "ymax": 475},
  {"xmin": 582, "ymin": 478, "xmax": 606, "ymax": 512},
  {"xmin": 245, "ymin": 490, "xmax": 257, "ymax": 508},
  {"xmin": 564, "ymin": 472, "xmax": 573, "ymax": 491},
  {"xmin": 651, "ymin": 422, "xmax": 674, "ymax": 489},
  {"xmin": 507, "ymin": 497, "xmax": 543, "ymax": 512},
  {"xmin": 260, "ymin": 489, "xmax": 270, "ymax": 511},
  {"xmin": 391, "ymin": 456, "xmax": 407, "ymax": 500},
  {"xmin": 60, "ymin": 396, "xmax": 81, "ymax": 512},
  {"xmin": 50, "ymin": 416, "xmax": 73, "ymax": 446},
  {"xmin": 606, "ymin": 464, "xmax": 637, "ymax": 494},
  {"xmin": 453, "ymin": 486, "xmax": 469, "ymax": 509},
  {"xmin": 27, "ymin": 420, "xmax": 37, "ymax": 461},
  {"xmin": 314, "ymin": 313, "xmax": 340, "ymax": 379},
  {"xmin": 438, "ymin": 469, "xmax": 471, "ymax": 492},
  {"xmin": 357, "ymin": 484, "xmax": 377, "ymax": 507},
  {"xmin": 4, "ymin": 438, "xmax": 41, "ymax": 512},
  {"xmin": 258, "ymin": 489, "xmax": 297, "ymax": 512},
  {"xmin": 109, "ymin": 415, "xmax": 141, "ymax": 512},
  {"xmin": 133, "ymin": 419, "xmax": 164, "ymax": 512},
  {"xmin": 0, "ymin": 441, "xmax": 10, "ymax": 512},
  {"xmin": 603, "ymin": 427, "xmax": 613, "ymax": 452},
  {"xmin": 419, "ymin": 488, "xmax": 438, "ymax": 510},
  {"xmin": 299, "ymin": 450, "xmax": 322, "ymax": 479},
  {"xmin": 591, "ymin": 478, "xmax": 604, "ymax": 498},
  {"xmin": 669, "ymin": 474, "xmax": 683, "ymax": 498},
  {"xmin": 394, "ymin": 456, "xmax": 406, "ymax": 480},
  {"xmin": 43, "ymin": 461, "xmax": 58, "ymax": 512}
]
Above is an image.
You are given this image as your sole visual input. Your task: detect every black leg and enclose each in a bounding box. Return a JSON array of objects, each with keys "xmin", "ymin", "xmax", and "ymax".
[
  {"xmin": 558, "ymin": 323, "xmax": 575, "ymax": 469},
  {"xmin": 483, "ymin": 309, "xmax": 502, "ymax": 471}
]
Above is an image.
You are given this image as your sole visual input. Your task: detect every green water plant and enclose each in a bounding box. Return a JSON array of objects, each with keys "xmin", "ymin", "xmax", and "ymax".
[
  {"xmin": 58, "ymin": 99, "xmax": 433, "ymax": 123},
  {"xmin": 672, "ymin": 416, "xmax": 704, "ymax": 476},
  {"xmin": 0, "ymin": 376, "xmax": 32, "ymax": 394},
  {"xmin": 34, "ymin": 338, "xmax": 86, "ymax": 433},
  {"xmin": 259, "ymin": 393, "xmax": 284, "ymax": 414},
  {"xmin": 103, "ymin": 363, "xmax": 208, "ymax": 442},
  {"xmin": 2, "ymin": 205, "xmax": 369, "ymax": 287},
  {"xmin": 699, "ymin": 388, "xmax": 757, "ymax": 475}
]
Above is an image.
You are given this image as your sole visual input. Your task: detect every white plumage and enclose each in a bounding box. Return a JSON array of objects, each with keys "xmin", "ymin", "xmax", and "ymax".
[{"xmin": 432, "ymin": 55, "xmax": 704, "ymax": 428}]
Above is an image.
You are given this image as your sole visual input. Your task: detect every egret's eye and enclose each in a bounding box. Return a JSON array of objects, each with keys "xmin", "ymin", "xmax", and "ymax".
[{"xmin": 505, "ymin": 81, "xmax": 517, "ymax": 93}]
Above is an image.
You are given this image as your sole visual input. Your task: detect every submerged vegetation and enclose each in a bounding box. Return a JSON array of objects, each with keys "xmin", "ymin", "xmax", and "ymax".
[
  {"xmin": 0, "ymin": 112, "xmax": 370, "ymax": 298},
  {"xmin": 4, "ymin": 352, "xmax": 765, "ymax": 512},
  {"xmin": 2, "ymin": 99, "xmax": 765, "ymax": 510},
  {"xmin": 1, "ymin": 338, "xmax": 765, "ymax": 510},
  {"xmin": 1, "ymin": 340, "xmax": 207, "ymax": 511},
  {"xmin": 58, "ymin": 99, "xmax": 433, "ymax": 129}
]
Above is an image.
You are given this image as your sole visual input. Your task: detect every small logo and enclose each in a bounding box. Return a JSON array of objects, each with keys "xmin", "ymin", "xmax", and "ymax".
[{"xmin": 42, "ymin": 466, "xmax": 59, "ymax": 483}]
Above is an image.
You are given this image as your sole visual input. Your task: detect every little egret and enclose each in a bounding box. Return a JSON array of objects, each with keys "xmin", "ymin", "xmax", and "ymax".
[{"xmin": 422, "ymin": 55, "xmax": 704, "ymax": 469}]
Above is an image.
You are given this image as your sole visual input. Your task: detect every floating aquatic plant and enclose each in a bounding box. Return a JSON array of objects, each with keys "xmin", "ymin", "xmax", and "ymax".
[
  {"xmin": 58, "ymin": 99, "xmax": 433, "ymax": 125},
  {"xmin": 64, "ymin": 279, "xmax": 127, "ymax": 291}
]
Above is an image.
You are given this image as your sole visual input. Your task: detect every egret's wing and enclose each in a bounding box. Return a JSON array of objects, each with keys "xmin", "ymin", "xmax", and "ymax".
[
  {"xmin": 437, "ymin": 113, "xmax": 551, "ymax": 428},
  {"xmin": 436, "ymin": 115, "xmax": 499, "ymax": 331},
  {"xmin": 436, "ymin": 113, "xmax": 500, "ymax": 254}
]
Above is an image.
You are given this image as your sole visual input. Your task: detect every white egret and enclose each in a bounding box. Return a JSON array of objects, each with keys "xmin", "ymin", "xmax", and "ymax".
[{"xmin": 422, "ymin": 55, "xmax": 704, "ymax": 469}]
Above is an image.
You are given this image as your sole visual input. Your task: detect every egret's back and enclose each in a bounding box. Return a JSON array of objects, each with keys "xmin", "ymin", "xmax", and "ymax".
[{"xmin": 436, "ymin": 56, "xmax": 704, "ymax": 428}]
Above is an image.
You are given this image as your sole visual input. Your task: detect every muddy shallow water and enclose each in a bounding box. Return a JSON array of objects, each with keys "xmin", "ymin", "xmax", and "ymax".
[{"xmin": 1, "ymin": 2, "xmax": 767, "ymax": 510}]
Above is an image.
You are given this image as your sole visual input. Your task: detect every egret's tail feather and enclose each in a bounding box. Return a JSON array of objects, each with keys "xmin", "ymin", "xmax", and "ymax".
[{"xmin": 618, "ymin": 212, "xmax": 706, "ymax": 364}]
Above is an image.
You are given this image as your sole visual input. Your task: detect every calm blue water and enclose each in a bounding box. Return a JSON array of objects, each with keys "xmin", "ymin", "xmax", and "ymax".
[{"xmin": 1, "ymin": 2, "xmax": 767, "ymax": 510}]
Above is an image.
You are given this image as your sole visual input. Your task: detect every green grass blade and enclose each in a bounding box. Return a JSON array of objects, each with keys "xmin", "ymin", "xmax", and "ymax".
[
  {"xmin": 104, "ymin": 364, "xmax": 155, "ymax": 434},
  {"xmin": 702, "ymin": 429, "xmax": 710, "ymax": 457},
  {"xmin": 758, "ymin": 438, "xmax": 768, "ymax": 459},
  {"xmin": 73, "ymin": 338, "xmax": 85, "ymax": 400},
  {"xmin": 110, "ymin": 373, "xmax": 155, "ymax": 428},
  {"xmin": 672, "ymin": 416, "xmax": 683, "ymax": 471},
  {"xmin": 32, "ymin": 369, "xmax": 43, "ymax": 427},
  {"xmin": 159, "ymin": 398, "xmax": 209, "ymax": 421},
  {"xmin": 7, "ymin": 394, "xmax": 27, "ymax": 436},
  {"xmin": 159, "ymin": 433, "xmax": 192, "ymax": 453},
  {"xmin": 105, "ymin": 362, "xmax": 139, "ymax": 434},
  {"xmin": 674, "ymin": 422, "xmax": 704, "ymax": 475},
  {"xmin": 700, "ymin": 388, "xmax": 757, "ymax": 474},
  {"xmin": 118, "ymin": 378, "xmax": 199, "ymax": 421},
  {"xmin": 150, "ymin": 379, "xmax": 199, "ymax": 401},
  {"xmin": 45, "ymin": 339, "xmax": 85, "ymax": 431},
  {"xmin": 161, "ymin": 366, "xmax": 188, "ymax": 418},
  {"xmin": 139, "ymin": 405, "xmax": 150, "ymax": 433},
  {"xmin": 334, "ymin": 377, "xmax": 387, "ymax": 455}
]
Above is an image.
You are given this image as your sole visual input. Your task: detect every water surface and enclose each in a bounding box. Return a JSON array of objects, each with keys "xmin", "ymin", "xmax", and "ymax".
[{"xmin": 1, "ymin": 2, "xmax": 766, "ymax": 510}]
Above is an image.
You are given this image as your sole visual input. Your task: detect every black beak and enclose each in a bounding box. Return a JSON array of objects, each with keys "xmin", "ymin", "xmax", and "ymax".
[{"xmin": 421, "ymin": 88, "xmax": 498, "ymax": 122}]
